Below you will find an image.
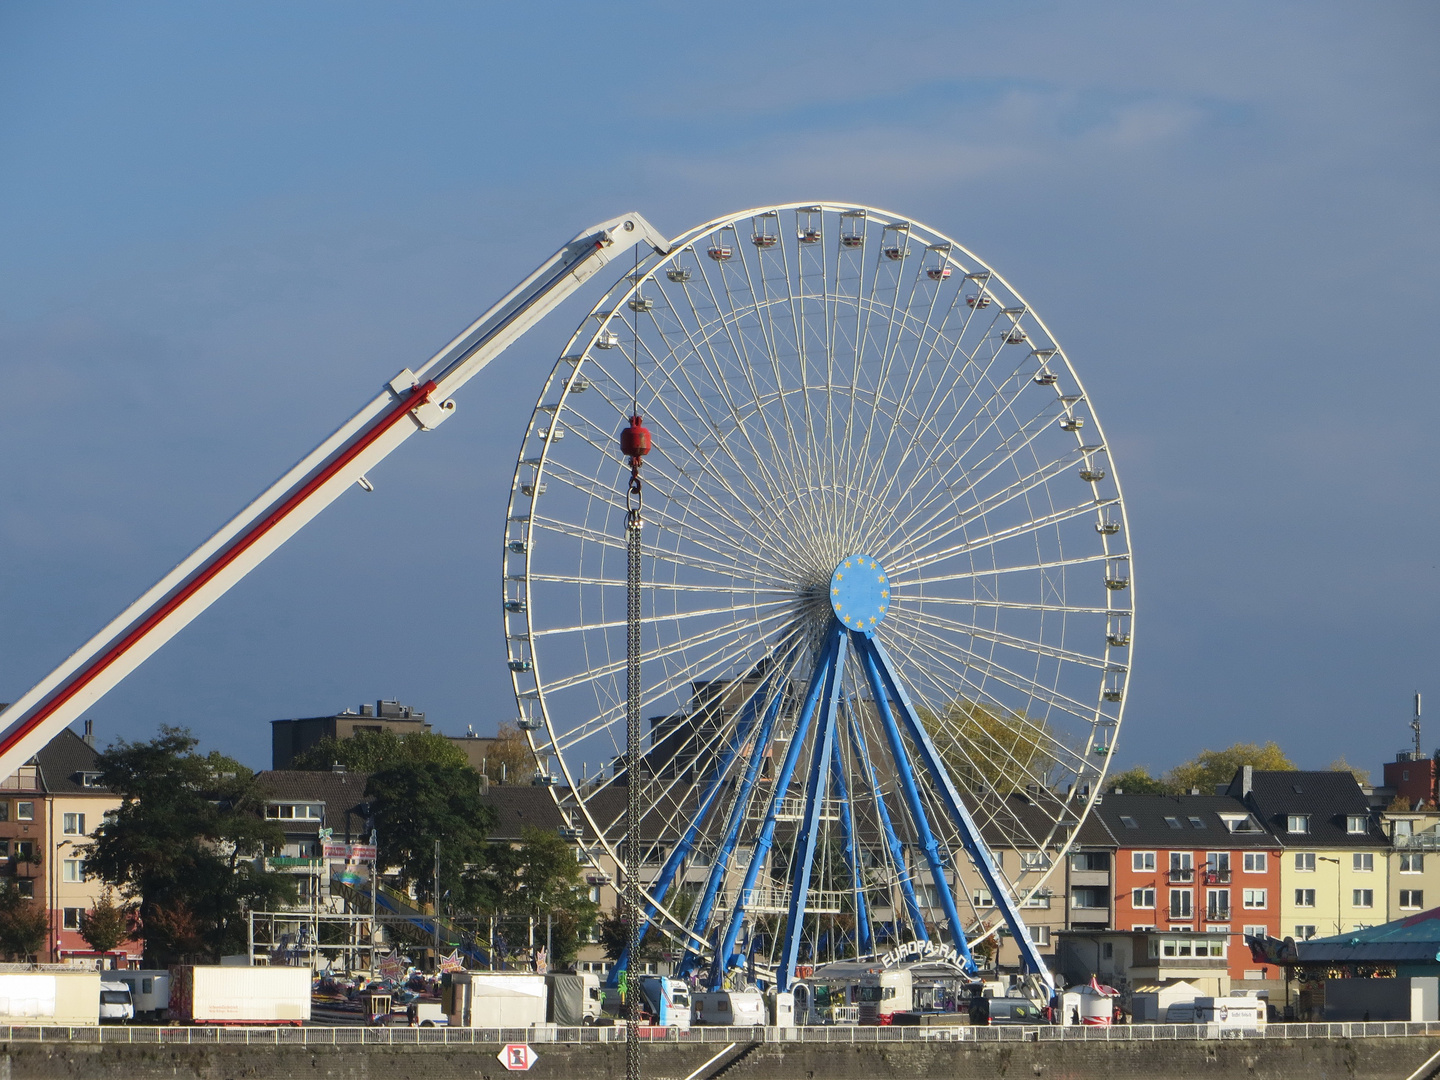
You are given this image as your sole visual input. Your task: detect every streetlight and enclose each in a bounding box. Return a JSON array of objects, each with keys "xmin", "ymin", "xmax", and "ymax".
[{"xmin": 1318, "ymin": 857, "xmax": 1342, "ymax": 935}]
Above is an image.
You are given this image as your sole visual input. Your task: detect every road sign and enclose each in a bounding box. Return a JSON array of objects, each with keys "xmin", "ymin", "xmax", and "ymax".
[{"xmin": 499, "ymin": 1044, "xmax": 538, "ymax": 1072}]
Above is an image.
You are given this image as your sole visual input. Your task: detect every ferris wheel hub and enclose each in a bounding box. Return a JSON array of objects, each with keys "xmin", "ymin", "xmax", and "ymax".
[{"xmin": 829, "ymin": 554, "xmax": 891, "ymax": 631}]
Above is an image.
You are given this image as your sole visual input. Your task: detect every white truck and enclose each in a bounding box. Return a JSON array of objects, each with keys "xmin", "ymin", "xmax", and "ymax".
[
  {"xmin": 444, "ymin": 972, "xmax": 548, "ymax": 1027},
  {"xmin": 1194, "ymin": 996, "xmax": 1267, "ymax": 1031},
  {"xmin": 858, "ymin": 968, "xmax": 912, "ymax": 1025},
  {"xmin": 113, "ymin": 971, "xmax": 171, "ymax": 1020},
  {"xmin": 98, "ymin": 980, "xmax": 134, "ymax": 1022},
  {"xmin": 692, "ymin": 990, "xmax": 765, "ymax": 1026},
  {"xmin": 169, "ymin": 965, "xmax": 311, "ymax": 1025},
  {"xmin": 637, "ymin": 976, "xmax": 691, "ymax": 1028},
  {"xmin": 0, "ymin": 972, "xmax": 101, "ymax": 1026}
]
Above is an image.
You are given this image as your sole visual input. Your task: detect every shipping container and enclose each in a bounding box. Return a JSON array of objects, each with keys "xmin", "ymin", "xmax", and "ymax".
[
  {"xmin": 168, "ymin": 965, "xmax": 310, "ymax": 1025},
  {"xmin": 0, "ymin": 972, "xmax": 101, "ymax": 1026}
]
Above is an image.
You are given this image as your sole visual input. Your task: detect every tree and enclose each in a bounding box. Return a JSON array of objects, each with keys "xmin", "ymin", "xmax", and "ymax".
[
  {"xmin": 1329, "ymin": 757, "xmax": 1373, "ymax": 786},
  {"xmin": 365, "ymin": 762, "xmax": 497, "ymax": 906},
  {"xmin": 921, "ymin": 699, "xmax": 1057, "ymax": 794},
  {"xmin": 1105, "ymin": 766, "xmax": 1168, "ymax": 794},
  {"xmin": 0, "ymin": 883, "xmax": 49, "ymax": 962},
  {"xmin": 292, "ymin": 728, "xmax": 467, "ymax": 772},
  {"xmin": 79, "ymin": 888, "xmax": 132, "ymax": 955},
  {"xmin": 481, "ymin": 723, "xmax": 534, "ymax": 786},
  {"xmin": 86, "ymin": 727, "xmax": 297, "ymax": 964},
  {"xmin": 1163, "ymin": 741, "xmax": 1296, "ymax": 796},
  {"xmin": 465, "ymin": 827, "xmax": 598, "ymax": 967}
]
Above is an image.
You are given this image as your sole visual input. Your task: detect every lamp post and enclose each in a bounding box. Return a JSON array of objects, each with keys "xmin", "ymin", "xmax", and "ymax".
[{"xmin": 1318, "ymin": 857, "xmax": 1342, "ymax": 935}]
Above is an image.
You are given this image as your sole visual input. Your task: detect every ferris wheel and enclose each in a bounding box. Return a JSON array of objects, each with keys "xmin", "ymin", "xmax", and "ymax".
[{"xmin": 501, "ymin": 203, "xmax": 1133, "ymax": 990}]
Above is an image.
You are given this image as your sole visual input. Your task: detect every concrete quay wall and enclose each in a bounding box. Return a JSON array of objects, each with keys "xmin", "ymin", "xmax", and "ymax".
[{"xmin": 1, "ymin": 1036, "xmax": 1436, "ymax": 1080}]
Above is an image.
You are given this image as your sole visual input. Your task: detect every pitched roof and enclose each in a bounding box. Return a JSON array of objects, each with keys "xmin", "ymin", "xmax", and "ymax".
[
  {"xmin": 35, "ymin": 728, "xmax": 105, "ymax": 794},
  {"xmin": 253, "ymin": 770, "xmax": 372, "ymax": 817},
  {"xmin": 480, "ymin": 785, "xmax": 568, "ymax": 839},
  {"xmin": 1092, "ymin": 793, "xmax": 1274, "ymax": 848},
  {"xmin": 1233, "ymin": 770, "xmax": 1384, "ymax": 848}
]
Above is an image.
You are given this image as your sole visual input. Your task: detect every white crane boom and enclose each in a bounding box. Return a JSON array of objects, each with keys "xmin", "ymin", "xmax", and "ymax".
[{"xmin": 0, "ymin": 212, "xmax": 670, "ymax": 778}]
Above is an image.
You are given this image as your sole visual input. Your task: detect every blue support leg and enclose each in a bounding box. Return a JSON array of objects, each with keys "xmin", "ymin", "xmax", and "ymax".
[
  {"xmin": 613, "ymin": 667, "xmax": 774, "ymax": 982},
  {"xmin": 860, "ymin": 632, "xmax": 1054, "ymax": 991},
  {"xmin": 845, "ymin": 710, "xmax": 928, "ymax": 945},
  {"xmin": 777, "ymin": 635, "xmax": 846, "ymax": 990},
  {"xmin": 712, "ymin": 622, "xmax": 844, "ymax": 988},
  {"xmin": 829, "ymin": 732, "xmax": 872, "ymax": 957},
  {"xmin": 854, "ymin": 631, "xmax": 975, "ymax": 972}
]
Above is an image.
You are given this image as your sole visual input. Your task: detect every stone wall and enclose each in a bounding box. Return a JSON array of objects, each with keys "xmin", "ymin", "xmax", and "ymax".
[{"xmin": 0, "ymin": 1036, "xmax": 1435, "ymax": 1080}]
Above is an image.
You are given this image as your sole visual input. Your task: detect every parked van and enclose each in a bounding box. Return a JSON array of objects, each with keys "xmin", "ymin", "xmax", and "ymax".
[
  {"xmin": 98, "ymin": 981, "xmax": 134, "ymax": 1023},
  {"xmin": 985, "ymin": 997, "xmax": 1046, "ymax": 1025},
  {"xmin": 692, "ymin": 990, "xmax": 765, "ymax": 1026}
]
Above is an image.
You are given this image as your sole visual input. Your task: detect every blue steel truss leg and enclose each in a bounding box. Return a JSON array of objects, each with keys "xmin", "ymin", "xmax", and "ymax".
[
  {"xmin": 712, "ymin": 621, "xmax": 844, "ymax": 989},
  {"xmin": 777, "ymin": 635, "xmax": 846, "ymax": 990},
  {"xmin": 853, "ymin": 631, "xmax": 975, "ymax": 972},
  {"xmin": 860, "ymin": 632, "xmax": 1054, "ymax": 990},
  {"xmin": 829, "ymin": 731, "xmax": 871, "ymax": 957},
  {"xmin": 846, "ymin": 710, "xmax": 928, "ymax": 945},
  {"xmin": 674, "ymin": 668, "xmax": 789, "ymax": 980},
  {"xmin": 613, "ymin": 667, "xmax": 774, "ymax": 982}
]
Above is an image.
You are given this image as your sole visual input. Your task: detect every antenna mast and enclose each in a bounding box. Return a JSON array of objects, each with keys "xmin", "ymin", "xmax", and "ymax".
[{"xmin": 1414, "ymin": 691, "xmax": 1424, "ymax": 758}]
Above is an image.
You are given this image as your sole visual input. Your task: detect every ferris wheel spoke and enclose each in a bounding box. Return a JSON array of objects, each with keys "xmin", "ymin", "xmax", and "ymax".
[
  {"xmin": 891, "ymin": 494, "xmax": 1116, "ymax": 580},
  {"xmin": 531, "ymin": 596, "xmax": 790, "ymax": 640},
  {"xmin": 898, "ymin": 605, "xmax": 1110, "ymax": 671},
  {"xmin": 915, "ymin": 594, "xmax": 1117, "ymax": 616},
  {"xmin": 893, "ymin": 550, "xmax": 1111, "ymax": 589}
]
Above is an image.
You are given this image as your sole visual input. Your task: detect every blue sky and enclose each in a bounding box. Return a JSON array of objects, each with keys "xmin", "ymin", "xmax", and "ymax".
[{"xmin": 1, "ymin": 2, "xmax": 1436, "ymax": 776}]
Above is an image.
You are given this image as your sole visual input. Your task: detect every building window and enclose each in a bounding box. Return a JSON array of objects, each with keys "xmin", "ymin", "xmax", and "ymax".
[
  {"xmin": 1169, "ymin": 889, "xmax": 1193, "ymax": 919},
  {"xmin": 588, "ymin": 886, "xmax": 601, "ymax": 904},
  {"xmin": 1205, "ymin": 853, "xmax": 1231, "ymax": 883},
  {"xmin": 972, "ymin": 890, "xmax": 995, "ymax": 909},
  {"xmin": 1072, "ymin": 887, "xmax": 1107, "ymax": 910},
  {"xmin": 1102, "ymin": 942, "xmax": 1113, "ymax": 959},
  {"xmin": 1294, "ymin": 853, "xmax": 1316, "ymax": 872},
  {"xmin": 1401, "ymin": 853, "xmax": 1425, "ymax": 874},
  {"xmin": 1021, "ymin": 890, "xmax": 1051, "ymax": 909},
  {"xmin": 1295, "ymin": 925, "xmax": 1317, "ymax": 939},
  {"xmin": 1352, "ymin": 889, "xmax": 1374, "ymax": 908},
  {"xmin": 13, "ymin": 841, "xmax": 34, "ymax": 861},
  {"xmin": 1394, "ymin": 820, "xmax": 1415, "ymax": 839},
  {"xmin": 1243, "ymin": 889, "xmax": 1268, "ymax": 909},
  {"xmin": 1132, "ymin": 888, "xmax": 1156, "ymax": 909},
  {"xmin": 1020, "ymin": 852, "xmax": 1051, "ymax": 871},
  {"xmin": 1287, "ymin": 815, "xmax": 1310, "ymax": 834},
  {"xmin": 0, "ymin": 803, "xmax": 9, "ymax": 823},
  {"xmin": 1071, "ymin": 852, "xmax": 1110, "ymax": 872},
  {"xmin": 62, "ymin": 813, "xmax": 86, "ymax": 836},
  {"xmin": 16, "ymin": 882, "xmax": 33, "ymax": 900},
  {"xmin": 1120, "ymin": 816, "xmax": 1139, "ymax": 829},
  {"xmin": 62, "ymin": 908, "xmax": 82, "ymax": 930},
  {"xmin": 1243, "ymin": 852, "xmax": 1268, "ymax": 873},
  {"xmin": 1353, "ymin": 853, "xmax": 1373, "ymax": 872},
  {"xmin": 1169, "ymin": 852, "xmax": 1193, "ymax": 881},
  {"xmin": 1401, "ymin": 890, "xmax": 1424, "ymax": 910},
  {"xmin": 1243, "ymin": 924, "xmax": 1268, "ymax": 939},
  {"xmin": 1133, "ymin": 851, "xmax": 1156, "ymax": 872},
  {"xmin": 1347, "ymin": 815, "xmax": 1368, "ymax": 835},
  {"xmin": 1028, "ymin": 926, "xmax": 1050, "ymax": 946},
  {"xmin": 1295, "ymin": 889, "xmax": 1316, "ymax": 908},
  {"xmin": 1164, "ymin": 816, "xmax": 1183, "ymax": 829},
  {"xmin": 63, "ymin": 859, "xmax": 86, "ymax": 882},
  {"xmin": 15, "ymin": 802, "xmax": 34, "ymax": 822},
  {"xmin": 1189, "ymin": 817, "xmax": 1206, "ymax": 829},
  {"xmin": 1206, "ymin": 889, "xmax": 1231, "ymax": 920}
]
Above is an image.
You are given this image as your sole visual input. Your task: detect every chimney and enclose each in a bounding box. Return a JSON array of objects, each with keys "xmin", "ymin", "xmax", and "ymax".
[
  {"xmin": 331, "ymin": 762, "xmax": 346, "ymax": 774},
  {"xmin": 1190, "ymin": 787, "xmax": 1200, "ymax": 795},
  {"xmin": 1241, "ymin": 765, "xmax": 1253, "ymax": 799},
  {"xmin": 83, "ymin": 719, "xmax": 95, "ymax": 748}
]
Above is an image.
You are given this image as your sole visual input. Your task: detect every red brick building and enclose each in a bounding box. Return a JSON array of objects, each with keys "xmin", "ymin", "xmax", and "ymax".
[{"xmin": 1095, "ymin": 793, "xmax": 1283, "ymax": 985}]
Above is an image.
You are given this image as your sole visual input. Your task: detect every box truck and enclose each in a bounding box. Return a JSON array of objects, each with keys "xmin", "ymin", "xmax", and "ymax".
[
  {"xmin": 168, "ymin": 965, "xmax": 311, "ymax": 1025},
  {"xmin": 0, "ymin": 972, "xmax": 100, "ymax": 1026},
  {"xmin": 443, "ymin": 972, "xmax": 548, "ymax": 1027}
]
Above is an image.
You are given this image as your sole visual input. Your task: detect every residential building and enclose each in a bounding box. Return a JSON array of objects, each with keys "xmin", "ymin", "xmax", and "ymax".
[
  {"xmin": 1229, "ymin": 767, "xmax": 1389, "ymax": 941},
  {"xmin": 252, "ymin": 768, "xmax": 373, "ymax": 910},
  {"xmin": 271, "ymin": 700, "xmax": 429, "ymax": 769},
  {"xmin": 1381, "ymin": 809, "xmax": 1440, "ymax": 921},
  {"xmin": 1096, "ymin": 792, "xmax": 1281, "ymax": 984},
  {"xmin": 1056, "ymin": 928, "xmax": 1232, "ymax": 1000}
]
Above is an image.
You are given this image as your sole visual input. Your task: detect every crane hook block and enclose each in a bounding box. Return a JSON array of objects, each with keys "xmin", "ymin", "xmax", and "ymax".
[{"xmin": 620, "ymin": 415, "xmax": 651, "ymax": 461}]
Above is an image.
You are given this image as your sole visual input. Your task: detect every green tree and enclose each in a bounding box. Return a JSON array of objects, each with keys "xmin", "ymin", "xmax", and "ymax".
[
  {"xmin": 1105, "ymin": 765, "xmax": 1168, "ymax": 794},
  {"xmin": 465, "ymin": 827, "xmax": 598, "ymax": 967},
  {"xmin": 922, "ymin": 699, "xmax": 1057, "ymax": 794},
  {"xmin": 0, "ymin": 883, "xmax": 50, "ymax": 962},
  {"xmin": 292, "ymin": 728, "xmax": 467, "ymax": 771},
  {"xmin": 78, "ymin": 888, "xmax": 132, "ymax": 955},
  {"xmin": 1164, "ymin": 741, "xmax": 1296, "ymax": 795},
  {"xmin": 480, "ymin": 723, "xmax": 534, "ymax": 786},
  {"xmin": 85, "ymin": 727, "xmax": 297, "ymax": 964},
  {"xmin": 365, "ymin": 762, "xmax": 496, "ymax": 906}
]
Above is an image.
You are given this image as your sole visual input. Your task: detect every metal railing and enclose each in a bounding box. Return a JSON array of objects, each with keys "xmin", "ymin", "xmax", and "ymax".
[{"xmin": 2, "ymin": 1021, "xmax": 1439, "ymax": 1046}]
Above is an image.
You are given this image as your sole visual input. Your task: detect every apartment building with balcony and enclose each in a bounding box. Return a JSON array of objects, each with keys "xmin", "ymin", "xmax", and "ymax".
[
  {"xmin": 1227, "ymin": 767, "xmax": 1389, "ymax": 942},
  {"xmin": 1381, "ymin": 809, "xmax": 1440, "ymax": 922},
  {"xmin": 1095, "ymin": 792, "xmax": 1281, "ymax": 984}
]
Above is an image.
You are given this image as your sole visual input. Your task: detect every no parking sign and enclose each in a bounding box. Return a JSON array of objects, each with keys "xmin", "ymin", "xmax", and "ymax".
[{"xmin": 499, "ymin": 1044, "xmax": 538, "ymax": 1071}]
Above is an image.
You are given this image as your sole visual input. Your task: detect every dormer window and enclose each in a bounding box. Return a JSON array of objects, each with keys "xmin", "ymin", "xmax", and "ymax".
[
  {"xmin": 79, "ymin": 772, "xmax": 105, "ymax": 788},
  {"xmin": 1346, "ymin": 815, "xmax": 1368, "ymax": 835},
  {"xmin": 266, "ymin": 802, "xmax": 324, "ymax": 821},
  {"xmin": 1287, "ymin": 814, "xmax": 1310, "ymax": 834},
  {"xmin": 1164, "ymin": 816, "xmax": 1183, "ymax": 829}
]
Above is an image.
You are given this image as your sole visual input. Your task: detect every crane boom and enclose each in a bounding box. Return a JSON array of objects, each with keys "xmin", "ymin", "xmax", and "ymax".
[{"xmin": 0, "ymin": 212, "xmax": 670, "ymax": 778}]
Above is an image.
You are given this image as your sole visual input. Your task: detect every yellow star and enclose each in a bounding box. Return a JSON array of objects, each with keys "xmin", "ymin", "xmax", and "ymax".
[
  {"xmin": 870, "ymin": 561, "xmax": 877, "ymax": 569},
  {"xmin": 869, "ymin": 616, "xmax": 877, "ymax": 624},
  {"xmin": 836, "ymin": 573, "xmax": 843, "ymax": 581},
  {"xmin": 845, "ymin": 560, "xmax": 852, "ymax": 568},
  {"xmin": 881, "ymin": 590, "xmax": 889, "ymax": 598}
]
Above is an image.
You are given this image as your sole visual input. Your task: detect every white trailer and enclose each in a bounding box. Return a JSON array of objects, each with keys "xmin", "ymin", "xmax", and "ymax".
[
  {"xmin": 114, "ymin": 970, "xmax": 171, "ymax": 1020},
  {"xmin": 444, "ymin": 972, "xmax": 547, "ymax": 1028},
  {"xmin": 169, "ymin": 965, "xmax": 310, "ymax": 1025},
  {"xmin": 0, "ymin": 972, "xmax": 100, "ymax": 1026}
]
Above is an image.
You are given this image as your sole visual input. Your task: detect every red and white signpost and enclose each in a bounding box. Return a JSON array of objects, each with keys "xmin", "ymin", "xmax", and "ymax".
[{"xmin": 498, "ymin": 1044, "xmax": 538, "ymax": 1072}]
